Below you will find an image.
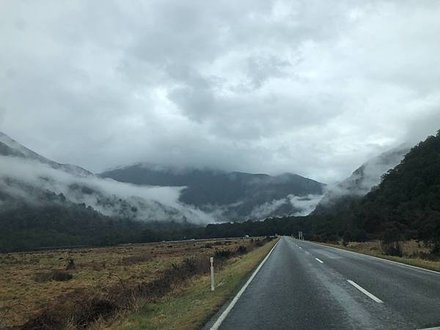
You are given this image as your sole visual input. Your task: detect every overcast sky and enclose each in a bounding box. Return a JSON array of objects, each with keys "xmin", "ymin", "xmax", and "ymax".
[{"xmin": 1, "ymin": 0, "xmax": 439, "ymax": 183}]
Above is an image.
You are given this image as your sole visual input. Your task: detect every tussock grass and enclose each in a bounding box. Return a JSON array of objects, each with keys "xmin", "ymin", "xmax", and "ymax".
[
  {"xmin": 0, "ymin": 238, "xmax": 269, "ymax": 328},
  {"xmin": 33, "ymin": 269, "xmax": 73, "ymax": 283},
  {"xmin": 100, "ymin": 238, "xmax": 278, "ymax": 330}
]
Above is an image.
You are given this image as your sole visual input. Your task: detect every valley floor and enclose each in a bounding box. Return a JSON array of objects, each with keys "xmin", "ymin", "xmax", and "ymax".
[{"xmin": 0, "ymin": 237, "xmax": 275, "ymax": 329}]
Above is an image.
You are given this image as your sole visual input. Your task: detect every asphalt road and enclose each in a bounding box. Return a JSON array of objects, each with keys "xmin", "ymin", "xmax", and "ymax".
[{"xmin": 209, "ymin": 236, "xmax": 440, "ymax": 330}]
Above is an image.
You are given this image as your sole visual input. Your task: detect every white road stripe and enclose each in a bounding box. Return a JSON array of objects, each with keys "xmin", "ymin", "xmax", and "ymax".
[
  {"xmin": 299, "ymin": 246, "xmax": 303, "ymax": 249},
  {"xmin": 315, "ymin": 258, "xmax": 324, "ymax": 264},
  {"xmin": 306, "ymin": 240, "xmax": 440, "ymax": 276},
  {"xmin": 347, "ymin": 280, "xmax": 383, "ymax": 303},
  {"xmin": 210, "ymin": 239, "xmax": 280, "ymax": 330},
  {"xmin": 305, "ymin": 251, "xmax": 311, "ymax": 255}
]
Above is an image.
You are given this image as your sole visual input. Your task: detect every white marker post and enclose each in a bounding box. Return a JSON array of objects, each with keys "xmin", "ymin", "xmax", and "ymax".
[{"xmin": 210, "ymin": 257, "xmax": 215, "ymax": 291}]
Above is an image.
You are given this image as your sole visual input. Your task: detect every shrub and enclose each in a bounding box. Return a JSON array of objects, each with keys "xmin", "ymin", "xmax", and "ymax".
[
  {"xmin": 380, "ymin": 241, "xmax": 403, "ymax": 257},
  {"xmin": 255, "ymin": 240, "xmax": 264, "ymax": 247},
  {"xmin": 380, "ymin": 224, "xmax": 403, "ymax": 257},
  {"xmin": 431, "ymin": 242, "xmax": 440, "ymax": 256},
  {"xmin": 119, "ymin": 254, "xmax": 151, "ymax": 266},
  {"xmin": 34, "ymin": 270, "xmax": 73, "ymax": 283},
  {"xmin": 65, "ymin": 258, "xmax": 75, "ymax": 270},
  {"xmin": 74, "ymin": 298, "xmax": 117, "ymax": 327},
  {"xmin": 214, "ymin": 250, "xmax": 233, "ymax": 259},
  {"xmin": 236, "ymin": 245, "xmax": 247, "ymax": 254},
  {"xmin": 342, "ymin": 230, "xmax": 352, "ymax": 245}
]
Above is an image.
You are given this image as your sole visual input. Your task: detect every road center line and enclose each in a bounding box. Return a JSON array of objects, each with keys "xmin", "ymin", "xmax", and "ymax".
[
  {"xmin": 298, "ymin": 246, "xmax": 303, "ymax": 249},
  {"xmin": 347, "ymin": 280, "xmax": 383, "ymax": 303},
  {"xmin": 315, "ymin": 257, "xmax": 323, "ymax": 263}
]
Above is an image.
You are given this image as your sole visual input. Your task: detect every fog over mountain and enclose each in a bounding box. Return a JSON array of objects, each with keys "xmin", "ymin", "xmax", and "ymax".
[
  {"xmin": 101, "ymin": 163, "xmax": 325, "ymax": 220},
  {"xmin": 0, "ymin": 133, "xmax": 212, "ymax": 223},
  {"xmin": 0, "ymin": 132, "xmax": 324, "ymax": 223},
  {"xmin": 314, "ymin": 145, "xmax": 411, "ymax": 215}
]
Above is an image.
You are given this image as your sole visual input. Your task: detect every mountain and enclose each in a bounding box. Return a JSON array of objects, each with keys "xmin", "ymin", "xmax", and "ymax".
[
  {"xmin": 0, "ymin": 132, "xmax": 220, "ymax": 251},
  {"xmin": 0, "ymin": 132, "xmax": 92, "ymax": 177},
  {"xmin": 100, "ymin": 164, "xmax": 325, "ymax": 220},
  {"xmin": 0, "ymin": 132, "xmax": 213, "ymax": 223},
  {"xmin": 313, "ymin": 145, "xmax": 411, "ymax": 215},
  {"xmin": 298, "ymin": 132, "xmax": 440, "ymax": 252},
  {"xmin": 356, "ymin": 132, "xmax": 440, "ymax": 247}
]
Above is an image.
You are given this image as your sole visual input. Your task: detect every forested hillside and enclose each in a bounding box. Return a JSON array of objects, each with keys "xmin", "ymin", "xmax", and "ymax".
[
  {"xmin": 313, "ymin": 145, "xmax": 409, "ymax": 216},
  {"xmin": 101, "ymin": 165, "xmax": 325, "ymax": 220},
  {"xmin": 0, "ymin": 195, "xmax": 203, "ymax": 252},
  {"xmin": 356, "ymin": 132, "xmax": 440, "ymax": 248},
  {"xmin": 205, "ymin": 132, "xmax": 440, "ymax": 254},
  {"xmin": 303, "ymin": 131, "xmax": 440, "ymax": 253}
]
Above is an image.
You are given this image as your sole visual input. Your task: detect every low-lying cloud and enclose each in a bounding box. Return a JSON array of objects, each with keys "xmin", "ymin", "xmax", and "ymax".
[
  {"xmin": 317, "ymin": 145, "xmax": 410, "ymax": 208},
  {"xmin": 0, "ymin": 155, "xmax": 214, "ymax": 223},
  {"xmin": 250, "ymin": 194, "xmax": 323, "ymax": 219}
]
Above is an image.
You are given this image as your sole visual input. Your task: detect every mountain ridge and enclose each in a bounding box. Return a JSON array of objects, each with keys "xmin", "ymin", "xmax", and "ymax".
[
  {"xmin": 100, "ymin": 163, "xmax": 326, "ymax": 220},
  {"xmin": 0, "ymin": 131, "xmax": 210, "ymax": 223},
  {"xmin": 313, "ymin": 144, "xmax": 411, "ymax": 215},
  {"xmin": 0, "ymin": 132, "xmax": 92, "ymax": 177}
]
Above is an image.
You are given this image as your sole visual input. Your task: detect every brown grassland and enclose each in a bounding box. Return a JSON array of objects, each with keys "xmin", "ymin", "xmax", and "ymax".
[
  {"xmin": 99, "ymin": 238, "xmax": 277, "ymax": 330},
  {"xmin": 0, "ymin": 237, "xmax": 276, "ymax": 329}
]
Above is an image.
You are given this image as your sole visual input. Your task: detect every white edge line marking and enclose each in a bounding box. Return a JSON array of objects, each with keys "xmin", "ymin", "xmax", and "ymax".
[
  {"xmin": 315, "ymin": 257, "xmax": 324, "ymax": 264},
  {"xmin": 299, "ymin": 246, "xmax": 303, "ymax": 249},
  {"xmin": 417, "ymin": 326, "xmax": 440, "ymax": 330},
  {"xmin": 347, "ymin": 280, "xmax": 383, "ymax": 303},
  {"xmin": 306, "ymin": 240, "xmax": 440, "ymax": 276},
  {"xmin": 210, "ymin": 239, "xmax": 280, "ymax": 330}
]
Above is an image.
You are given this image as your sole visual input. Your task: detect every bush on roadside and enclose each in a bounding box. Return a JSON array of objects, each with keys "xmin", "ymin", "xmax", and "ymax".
[
  {"xmin": 214, "ymin": 250, "xmax": 233, "ymax": 259},
  {"xmin": 380, "ymin": 224, "xmax": 403, "ymax": 257},
  {"xmin": 255, "ymin": 240, "xmax": 264, "ymax": 247},
  {"xmin": 34, "ymin": 270, "xmax": 73, "ymax": 283},
  {"xmin": 380, "ymin": 240, "xmax": 403, "ymax": 257},
  {"xmin": 118, "ymin": 254, "xmax": 151, "ymax": 266},
  {"xmin": 236, "ymin": 245, "xmax": 247, "ymax": 254}
]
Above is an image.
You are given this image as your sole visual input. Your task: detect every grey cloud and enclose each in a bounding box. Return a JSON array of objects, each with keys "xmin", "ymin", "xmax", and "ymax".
[
  {"xmin": 1, "ymin": 0, "xmax": 439, "ymax": 183},
  {"xmin": 245, "ymin": 55, "xmax": 291, "ymax": 89}
]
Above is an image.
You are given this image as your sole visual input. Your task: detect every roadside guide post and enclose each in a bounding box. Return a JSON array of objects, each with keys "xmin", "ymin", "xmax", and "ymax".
[{"xmin": 210, "ymin": 257, "xmax": 215, "ymax": 291}]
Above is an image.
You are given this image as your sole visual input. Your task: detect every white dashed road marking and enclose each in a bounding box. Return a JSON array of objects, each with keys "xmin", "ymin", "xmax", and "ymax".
[{"xmin": 347, "ymin": 280, "xmax": 383, "ymax": 303}]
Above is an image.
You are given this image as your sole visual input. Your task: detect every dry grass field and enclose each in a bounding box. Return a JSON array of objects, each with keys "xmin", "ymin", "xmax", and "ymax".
[
  {"xmin": 0, "ymin": 237, "xmax": 271, "ymax": 329},
  {"xmin": 102, "ymin": 239, "xmax": 278, "ymax": 330}
]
